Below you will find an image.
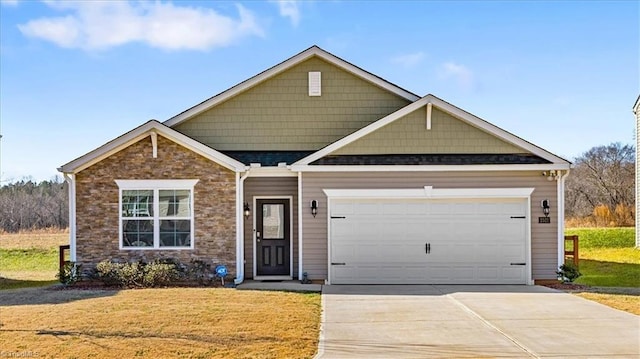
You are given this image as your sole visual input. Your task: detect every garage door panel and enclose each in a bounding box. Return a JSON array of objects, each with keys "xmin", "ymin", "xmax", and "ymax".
[{"xmin": 330, "ymin": 197, "xmax": 528, "ymax": 284}]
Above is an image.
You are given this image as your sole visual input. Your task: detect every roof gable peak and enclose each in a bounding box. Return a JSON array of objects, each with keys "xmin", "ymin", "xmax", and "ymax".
[{"xmin": 164, "ymin": 46, "xmax": 419, "ymax": 127}]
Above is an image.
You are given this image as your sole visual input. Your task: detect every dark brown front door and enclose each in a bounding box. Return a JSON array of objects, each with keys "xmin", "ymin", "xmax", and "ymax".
[{"xmin": 256, "ymin": 199, "xmax": 290, "ymax": 276}]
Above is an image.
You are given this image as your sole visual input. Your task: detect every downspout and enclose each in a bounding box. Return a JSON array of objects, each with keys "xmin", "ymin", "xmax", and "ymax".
[
  {"xmin": 234, "ymin": 168, "xmax": 251, "ymax": 285},
  {"xmin": 557, "ymin": 170, "xmax": 570, "ymax": 271},
  {"xmin": 298, "ymin": 171, "xmax": 303, "ymax": 280},
  {"xmin": 63, "ymin": 173, "xmax": 76, "ymax": 262}
]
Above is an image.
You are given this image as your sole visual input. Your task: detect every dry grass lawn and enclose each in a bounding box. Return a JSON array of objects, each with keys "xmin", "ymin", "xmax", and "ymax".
[
  {"xmin": 0, "ymin": 287, "xmax": 321, "ymax": 359},
  {"xmin": 574, "ymin": 292, "xmax": 640, "ymax": 315},
  {"xmin": 0, "ymin": 229, "xmax": 69, "ymax": 249}
]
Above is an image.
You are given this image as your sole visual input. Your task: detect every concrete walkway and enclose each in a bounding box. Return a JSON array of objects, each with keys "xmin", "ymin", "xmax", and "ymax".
[
  {"xmin": 236, "ymin": 280, "xmax": 322, "ymax": 292},
  {"xmin": 316, "ymin": 285, "xmax": 640, "ymax": 358}
]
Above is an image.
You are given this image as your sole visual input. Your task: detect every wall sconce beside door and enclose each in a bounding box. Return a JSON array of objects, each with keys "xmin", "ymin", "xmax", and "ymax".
[
  {"xmin": 541, "ymin": 199, "xmax": 550, "ymax": 217},
  {"xmin": 310, "ymin": 200, "xmax": 318, "ymax": 217},
  {"xmin": 244, "ymin": 202, "xmax": 251, "ymax": 219},
  {"xmin": 542, "ymin": 170, "xmax": 559, "ymax": 181}
]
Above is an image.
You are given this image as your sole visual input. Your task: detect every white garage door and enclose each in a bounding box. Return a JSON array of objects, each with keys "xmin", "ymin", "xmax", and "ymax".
[{"xmin": 329, "ymin": 197, "xmax": 528, "ymax": 284}]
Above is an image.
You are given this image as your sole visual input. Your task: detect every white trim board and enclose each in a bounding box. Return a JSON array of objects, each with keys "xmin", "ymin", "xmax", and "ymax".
[
  {"xmin": 164, "ymin": 46, "xmax": 420, "ymax": 127},
  {"xmin": 291, "ymin": 163, "xmax": 571, "ymax": 172},
  {"xmin": 58, "ymin": 120, "xmax": 246, "ymax": 174},
  {"xmin": 323, "ymin": 186, "xmax": 535, "ymax": 200},
  {"xmin": 294, "ymin": 95, "xmax": 572, "ymax": 166}
]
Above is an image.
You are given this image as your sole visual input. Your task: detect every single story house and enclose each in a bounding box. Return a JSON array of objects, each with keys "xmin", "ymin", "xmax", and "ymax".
[{"xmin": 59, "ymin": 46, "xmax": 572, "ymax": 285}]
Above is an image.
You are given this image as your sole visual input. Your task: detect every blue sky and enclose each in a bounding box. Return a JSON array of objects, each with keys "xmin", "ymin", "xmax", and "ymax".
[{"xmin": 0, "ymin": 0, "xmax": 637, "ymax": 182}]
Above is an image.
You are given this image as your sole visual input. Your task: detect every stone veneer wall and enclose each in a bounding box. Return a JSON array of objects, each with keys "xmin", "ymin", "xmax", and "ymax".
[{"xmin": 74, "ymin": 134, "xmax": 237, "ymax": 277}]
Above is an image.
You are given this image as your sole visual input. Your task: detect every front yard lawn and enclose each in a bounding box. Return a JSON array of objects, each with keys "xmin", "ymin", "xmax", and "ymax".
[
  {"xmin": 563, "ymin": 227, "xmax": 639, "ymax": 314},
  {"xmin": 0, "ymin": 287, "xmax": 321, "ymax": 358},
  {"xmin": 565, "ymin": 228, "xmax": 639, "ymax": 288},
  {"xmin": 0, "ymin": 231, "xmax": 67, "ymax": 289}
]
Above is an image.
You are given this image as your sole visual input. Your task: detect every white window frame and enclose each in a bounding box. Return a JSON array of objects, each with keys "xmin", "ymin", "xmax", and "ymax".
[{"xmin": 116, "ymin": 179, "xmax": 199, "ymax": 250}]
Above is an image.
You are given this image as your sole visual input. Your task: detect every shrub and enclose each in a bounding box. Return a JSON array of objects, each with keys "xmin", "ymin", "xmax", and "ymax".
[
  {"xmin": 95, "ymin": 259, "xmax": 182, "ymax": 288},
  {"xmin": 143, "ymin": 260, "xmax": 180, "ymax": 287},
  {"xmin": 95, "ymin": 260, "xmax": 123, "ymax": 286},
  {"xmin": 119, "ymin": 262, "xmax": 145, "ymax": 288},
  {"xmin": 557, "ymin": 263, "xmax": 582, "ymax": 283},
  {"xmin": 57, "ymin": 262, "xmax": 81, "ymax": 286},
  {"xmin": 187, "ymin": 259, "xmax": 214, "ymax": 285}
]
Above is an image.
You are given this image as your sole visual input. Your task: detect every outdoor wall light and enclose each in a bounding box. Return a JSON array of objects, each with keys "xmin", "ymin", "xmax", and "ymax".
[
  {"xmin": 541, "ymin": 199, "xmax": 550, "ymax": 217},
  {"xmin": 243, "ymin": 202, "xmax": 251, "ymax": 219},
  {"xmin": 310, "ymin": 200, "xmax": 318, "ymax": 217},
  {"xmin": 542, "ymin": 170, "xmax": 559, "ymax": 181}
]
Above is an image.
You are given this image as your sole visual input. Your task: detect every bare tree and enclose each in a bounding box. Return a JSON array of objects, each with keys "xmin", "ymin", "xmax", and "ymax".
[
  {"xmin": 0, "ymin": 177, "xmax": 68, "ymax": 232},
  {"xmin": 566, "ymin": 142, "xmax": 635, "ymax": 225}
]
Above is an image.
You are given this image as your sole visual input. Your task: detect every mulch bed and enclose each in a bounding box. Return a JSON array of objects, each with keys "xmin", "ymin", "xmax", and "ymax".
[{"xmin": 542, "ymin": 282, "xmax": 590, "ymax": 291}]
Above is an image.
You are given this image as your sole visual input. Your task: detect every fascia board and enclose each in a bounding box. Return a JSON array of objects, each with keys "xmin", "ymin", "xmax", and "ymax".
[
  {"xmin": 293, "ymin": 98, "xmax": 430, "ymax": 165},
  {"xmin": 290, "ymin": 163, "xmax": 572, "ymax": 172},
  {"xmin": 427, "ymin": 96, "xmax": 571, "ymax": 164},
  {"xmin": 295, "ymin": 94, "xmax": 571, "ymax": 166},
  {"xmin": 164, "ymin": 46, "xmax": 419, "ymax": 127},
  {"xmin": 58, "ymin": 121, "xmax": 245, "ymax": 174},
  {"xmin": 323, "ymin": 187, "xmax": 535, "ymax": 199}
]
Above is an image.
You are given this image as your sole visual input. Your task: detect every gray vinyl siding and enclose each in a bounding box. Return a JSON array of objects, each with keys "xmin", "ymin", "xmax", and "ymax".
[
  {"xmin": 301, "ymin": 171, "xmax": 558, "ymax": 281},
  {"xmin": 243, "ymin": 177, "xmax": 299, "ymax": 279}
]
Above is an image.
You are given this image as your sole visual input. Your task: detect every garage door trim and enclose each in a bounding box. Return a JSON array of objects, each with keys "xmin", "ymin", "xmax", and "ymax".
[{"xmin": 324, "ymin": 186, "xmax": 534, "ymax": 285}]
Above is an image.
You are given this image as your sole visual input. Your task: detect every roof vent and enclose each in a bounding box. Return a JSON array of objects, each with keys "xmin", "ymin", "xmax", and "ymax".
[{"xmin": 308, "ymin": 71, "xmax": 321, "ymax": 96}]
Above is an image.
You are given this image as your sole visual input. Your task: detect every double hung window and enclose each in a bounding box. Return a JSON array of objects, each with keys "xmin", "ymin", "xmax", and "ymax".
[{"xmin": 117, "ymin": 180, "xmax": 198, "ymax": 249}]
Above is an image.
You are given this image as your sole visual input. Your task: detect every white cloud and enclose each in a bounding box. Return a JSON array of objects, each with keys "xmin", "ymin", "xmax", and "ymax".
[
  {"xmin": 18, "ymin": 1, "xmax": 265, "ymax": 51},
  {"xmin": 272, "ymin": 0, "xmax": 300, "ymax": 27},
  {"xmin": 391, "ymin": 52, "xmax": 426, "ymax": 68},
  {"xmin": 439, "ymin": 62, "xmax": 475, "ymax": 91}
]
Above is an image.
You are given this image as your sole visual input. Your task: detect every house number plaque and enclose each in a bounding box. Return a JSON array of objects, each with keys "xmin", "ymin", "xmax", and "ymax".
[{"xmin": 538, "ymin": 217, "xmax": 551, "ymax": 224}]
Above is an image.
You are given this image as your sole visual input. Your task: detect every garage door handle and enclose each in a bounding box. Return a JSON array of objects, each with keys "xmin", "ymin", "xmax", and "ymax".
[
  {"xmin": 331, "ymin": 262, "xmax": 346, "ymax": 266},
  {"xmin": 425, "ymin": 243, "xmax": 430, "ymax": 254},
  {"xmin": 510, "ymin": 262, "xmax": 526, "ymax": 266}
]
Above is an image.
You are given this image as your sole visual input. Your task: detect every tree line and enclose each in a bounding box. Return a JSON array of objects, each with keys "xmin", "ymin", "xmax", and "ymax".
[
  {"xmin": 0, "ymin": 177, "xmax": 68, "ymax": 232},
  {"xmin": 0, "ymin": 142, "xmax": 635, "ymax": 232},
  {"xmin": 565, "ymin": 142, "xmax": 635, "ymax": 227}
]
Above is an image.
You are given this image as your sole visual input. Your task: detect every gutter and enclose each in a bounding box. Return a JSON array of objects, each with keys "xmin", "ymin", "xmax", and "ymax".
[
  {"xmin": 557, "ymin": 169, "xmax": 570, "ymax": 270},
  {"xmin": 234, "ymin": 168, "xmax": 251, "ymax": 285},
  {"xmin": 62, "ymin": 173, "xmax": 77, "ymax": 262}
]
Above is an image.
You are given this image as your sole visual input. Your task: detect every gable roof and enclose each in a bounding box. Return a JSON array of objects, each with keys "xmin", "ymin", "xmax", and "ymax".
[
  {"xmin": 164, "ymin": 45, "xmax": 421, "ymax": 127},
  {"xmin": 293, "ymin": 94, "xmax": 571, "ymax": 166},
  {"xmin": 58, "ymin": 120, "xmax": 246, "ymax": 174}
]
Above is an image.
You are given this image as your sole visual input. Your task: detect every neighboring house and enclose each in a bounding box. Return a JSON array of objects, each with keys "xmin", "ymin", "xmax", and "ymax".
[
  {"xmin": 634, "ymin": 95, "xmax": 640, "ymax": 248},
  {"xmin": 59, "ymin": 46, "xmax": 572, "ymax": 285}
]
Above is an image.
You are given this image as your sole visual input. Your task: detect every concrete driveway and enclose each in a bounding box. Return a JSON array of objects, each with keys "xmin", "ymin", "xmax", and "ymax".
[{"xmin": 315, "ymin": 285, "xmax": 639, "ymax": 358}]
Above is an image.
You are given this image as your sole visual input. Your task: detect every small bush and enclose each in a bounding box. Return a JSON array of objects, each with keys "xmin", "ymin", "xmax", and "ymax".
[
  {"xmin": 187, "ymin": 259, "xmax": 214, "ymax": 285},
  {"xmin": 95, "ymin": 259, "xmax": 182, "ymax": 288},
  {"xmin": 95, "ymin": 260, "xmax": 123, "ymax": 286},
  {"xmin": 557, "ymin": 263, "xmax": 582, "ymax": 283},
  {"xmin": 143, "ymin": 260, "xmax": 180, "ymax": 287},
  {"xmin": 119, "ymin": 262, "xmax": 145, "ymax": 287},
  {"xmin": 57, "ymin": 262, "xmax": 81, "ymax": 286}
]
